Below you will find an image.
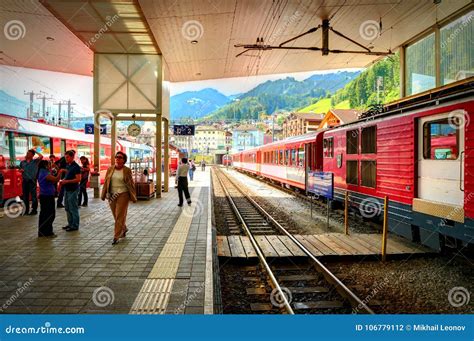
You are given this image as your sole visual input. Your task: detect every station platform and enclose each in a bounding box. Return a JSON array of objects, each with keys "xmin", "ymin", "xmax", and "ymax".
[{"xmin": 0, "ymin": 169, "xmax": 213, "ymax": 314}]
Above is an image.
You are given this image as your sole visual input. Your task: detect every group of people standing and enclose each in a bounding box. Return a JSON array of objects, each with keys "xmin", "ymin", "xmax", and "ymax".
[
  {"xmin": 20, "ymin": 149, "xmax": 89, "ymax": 237},
  {"xmin": 15, "ymin": 149, "xmax": 210, "ymax": 245},
  {"xmin": 18, "ymin": 149, "xmax": 136, "ymax": 245}
]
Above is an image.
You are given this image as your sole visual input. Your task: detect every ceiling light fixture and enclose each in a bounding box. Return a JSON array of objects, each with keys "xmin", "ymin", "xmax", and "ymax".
[
  {"xmin": 46, "ymin": 36, "xmax": 55, "ymax": 41},
  {"xmin": 191, "ymin": 40, "xmax": 198, "ymax": 44}
]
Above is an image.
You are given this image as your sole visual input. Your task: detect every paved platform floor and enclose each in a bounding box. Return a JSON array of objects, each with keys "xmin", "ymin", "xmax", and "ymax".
[{"xmin": 0, "ymin": 169, "xmax": 212, "ymax": 314}]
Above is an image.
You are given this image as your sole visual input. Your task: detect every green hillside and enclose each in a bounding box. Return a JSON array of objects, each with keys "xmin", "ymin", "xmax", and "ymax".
[
  {"xmin": 298, "ymin": 53, "xmax": 400, "ymax": 114},
  {"xmin": 203, "ymin": 71, "xmax": 359, "ymax": 121},
  {"xmin": 298, "ymin": 99, "xmax": 350, "ymax": 113}
]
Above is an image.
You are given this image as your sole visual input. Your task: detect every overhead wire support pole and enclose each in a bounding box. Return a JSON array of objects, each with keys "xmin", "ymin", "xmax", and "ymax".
[
  {"xmin": 278, "ymin": 25, "xmax": 320, "ymax": 47},
  {"xmin": 234, "ymin": 18, "xmax": 393, "ymax": 57}
]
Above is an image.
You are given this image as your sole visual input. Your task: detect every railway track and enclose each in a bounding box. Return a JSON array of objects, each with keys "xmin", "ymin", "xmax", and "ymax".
[
  {"xmin": 231, "ymin": 166, "xmax": 382, "ymax": 234},
  {"xmin": 213, "ymin": 167, "xmax": 374, "ymax": 314}
]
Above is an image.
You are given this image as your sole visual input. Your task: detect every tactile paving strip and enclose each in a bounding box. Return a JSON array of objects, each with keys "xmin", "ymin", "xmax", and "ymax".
[
  {"xmin": 130, "ymin": 279, "xmax": 174, "ymax": 314},
  {"xmin": 130, "ymin": 187, "xmax": 202, "ymax": 314}
]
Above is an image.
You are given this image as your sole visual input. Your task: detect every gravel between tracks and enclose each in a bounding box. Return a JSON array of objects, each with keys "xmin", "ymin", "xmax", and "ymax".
[
  {"xmin": 216, "ymin": 167, "xmax": 474, "ymax": 314},
  {"xmin": 327, "ymin": 256, "xmax": 473, "ymax": 313},
  {"xmin": 225, "ymin": 168, "xmax": 378, "ymax": 234}
]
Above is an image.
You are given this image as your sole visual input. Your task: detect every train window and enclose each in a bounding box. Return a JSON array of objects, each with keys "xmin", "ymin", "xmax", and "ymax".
[
  {"xmin": 346, "ymin": 160, "xmax": 358, "ymax": 185},
  {"xmin": 323, "ymin": 138, "xmax": 334, "ymax": 157},
  {"xmin": 291, "ymin": 149, "xmax": 297, "ymax": 166},
  {"xmin": 285, "ymin": 150, "xmax": 290, "ymax": 165},
  {"xmin": 77, "ymin": 144, "xmax": 91, "ymax": 159},
  {"xmin": 346, "ymin": 130, "xmax": 359, "ymax": 154},
  {"xmin": 14, "ymin": 134, "xmax": 28, "ymax": 166},
  {"xmin": 361, "ymin": 126, "xmax": 376, "ymax": 154},
  {"xmin": 30, "ymin": 136, "xmax": 51, "ymax": 155},
  {"xmin": 361, "ymin": 161, "xmax": 376, "ymax": 188},
  {"xmin": 0, "ymin": 132, "xmax": 9, "ymax": 163},
  {"xmin": 298, "ymin": 147, "xmax": 305, "ymax": 167},
  {"xmin": 279, "ymin": 150, "xmax": 284, "ymax": 165},
  {"xmin": 423, "ymin": 118, "xmax": 459, "ymax": 160}
]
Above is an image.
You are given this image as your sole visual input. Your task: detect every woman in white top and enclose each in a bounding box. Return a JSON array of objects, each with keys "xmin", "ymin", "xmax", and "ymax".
[
  {"xmin": 176, "ymin": 158, "xmax": 192, "ymax": 207},
  {"xmin": 101, "ymin": 151, "xmax": 137, "ymax": 245}
]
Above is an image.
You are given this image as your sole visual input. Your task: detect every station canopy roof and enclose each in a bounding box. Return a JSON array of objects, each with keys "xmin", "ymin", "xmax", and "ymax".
[{"xmin": 0, "ymin": 0, "xmax": 470, "ymax": 82}]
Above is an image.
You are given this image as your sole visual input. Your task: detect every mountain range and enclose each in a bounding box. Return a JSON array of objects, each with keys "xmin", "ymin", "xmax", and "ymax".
[{"xmin": 170, "ymin": 71, "xmax": 360, "ymax": 121}]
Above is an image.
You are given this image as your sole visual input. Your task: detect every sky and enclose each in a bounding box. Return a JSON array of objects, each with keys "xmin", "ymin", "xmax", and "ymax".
[
  {"xmin": 170, "ymin": 68, "xmax": 362, "ymax": 97},
  {"xmin": 0, "ymin": 65, "xmax": 362, "ymax": 117}
]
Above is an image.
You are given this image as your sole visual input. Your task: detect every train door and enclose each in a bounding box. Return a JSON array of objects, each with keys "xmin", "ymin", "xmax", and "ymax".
[{"xmin": 417, "ymin": 112, "xmax": 464, "ymax": 207}]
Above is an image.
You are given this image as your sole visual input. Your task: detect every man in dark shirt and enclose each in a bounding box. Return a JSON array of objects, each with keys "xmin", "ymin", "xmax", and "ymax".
[
  {"xmin": 58, "ymin": 150, "xmax": 81, "ymax": 231},
  {"xmin": 54, "ymin": 155, "xmax": 68, "ymax": 208},
  {"xmin": 19, "ymin": 149, "xmax": 43, "ymax": 215}
]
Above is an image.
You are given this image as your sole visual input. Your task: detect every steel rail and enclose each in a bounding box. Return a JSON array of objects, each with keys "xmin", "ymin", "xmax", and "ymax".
[
  {"xmin": 216, "ymin": 167, "xmax": 375, "ymax": 314},
  {"xmin": 213, "ymin": 168, "xmax": 294, "ymax": 314}
]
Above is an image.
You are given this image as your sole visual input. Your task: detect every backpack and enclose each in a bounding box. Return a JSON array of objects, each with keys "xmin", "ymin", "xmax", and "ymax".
[{"xmin": 191, "ymin": 164, "xmax": 196, "ymax": 171}]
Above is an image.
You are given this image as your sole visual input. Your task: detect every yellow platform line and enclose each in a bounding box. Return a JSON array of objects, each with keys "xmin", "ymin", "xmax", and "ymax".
[{"xmin": 130, "ymin": 186, "xmax": 202, "ymax": 314}]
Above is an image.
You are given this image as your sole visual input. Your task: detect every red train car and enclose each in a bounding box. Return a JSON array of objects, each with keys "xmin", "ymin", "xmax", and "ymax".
[
  {"xmin": 259, "ymin": 133, "xmax": 323, "ymax": 190},
  {"xmin": 233, "ymin": 80, "xmax": 473, "ymax": 250},
  {"xmin": 0, "ymin": 114, "xmax": 155, "ymax": 201}
]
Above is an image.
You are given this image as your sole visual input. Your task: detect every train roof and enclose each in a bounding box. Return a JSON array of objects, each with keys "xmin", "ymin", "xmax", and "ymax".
[
  {"xmin": 235, "ymin": 130, "xmax": 323, "ymax": 155},
  {"xmin": 0, "ymin": 113, "xmax": 151, "ymax": 151},
  {"xmin": 326, "ymin": 78, "xmax": 474, "ymax": 132},
  {"xmin": 0, "ymin": 113, "xmax": 110, "ymax": 144}
]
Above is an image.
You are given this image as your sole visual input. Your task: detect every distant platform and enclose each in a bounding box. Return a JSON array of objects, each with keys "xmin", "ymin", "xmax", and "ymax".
[{"xmin": 217, "ymin": 233, "xmax": 432, "ymax": 258}]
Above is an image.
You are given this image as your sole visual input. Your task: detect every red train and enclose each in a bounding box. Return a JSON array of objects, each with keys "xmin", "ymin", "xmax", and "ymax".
[
  {"xmin": 0, "ymin": 114, "xmax": 178, "ymax": 201},
  {"xmin": 232, "ymin": 80, "xmax": 474, "ymax": 251}
]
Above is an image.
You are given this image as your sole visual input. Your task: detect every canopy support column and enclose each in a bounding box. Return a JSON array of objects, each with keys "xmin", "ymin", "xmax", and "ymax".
[
  {"xmin": 163, "ymin": 118, "xmax": 169, "ymax": 192},
  {"xmin": 156, "ymin": 114, "xmax": 162, "ymax": 198}
]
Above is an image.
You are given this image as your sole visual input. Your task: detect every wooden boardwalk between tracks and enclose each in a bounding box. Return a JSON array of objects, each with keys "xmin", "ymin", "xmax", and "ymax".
[{"xmin": 217, "ymin": 233, "xmax": 432, "ymax": 258}]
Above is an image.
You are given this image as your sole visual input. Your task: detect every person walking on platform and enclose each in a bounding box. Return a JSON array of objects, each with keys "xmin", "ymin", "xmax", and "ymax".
[
  {"xmin": 58, "ymin": 150, "xmax": 81, "ymax": 232},
  {"xmin": 78, "ymin": 156, "xmax": 90, "ymax": 207},
  {"xmin": 189, "ymin": 159, "xmax": 196, "ymax": 181},
  {"xmin": 20, "ymin": 149, "xmax": 43, "ymax": 215},
  {"xmin": 201, "ymin": 160, "xmax": 206, "ymax": 171},
  {"xmin": 177, "ymin": 158, "xmax": 192, "ymax": 207},
  {"xmin": 101, "ymin": 151, "xmax": 137, "ymax": 245},
  {"xmin": 37, "ymin": 160, "xmax": 65, "ymax": 238}
]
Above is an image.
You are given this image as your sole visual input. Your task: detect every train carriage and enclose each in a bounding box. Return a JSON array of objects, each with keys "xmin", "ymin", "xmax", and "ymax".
[
  {"xmin": 0, "ymin": 114, "xmax": 160, "ymax": 201},
  {"xmin": 323, "ymin": 82, "xmax": 474, "ymax": 250},
  {"xmin": 232, "ymin": 80, "xmax": 474, "ymax": 251},
  {"xmin": 259, "ymin": 133, "xmax": 324, "ymax": 190}
]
